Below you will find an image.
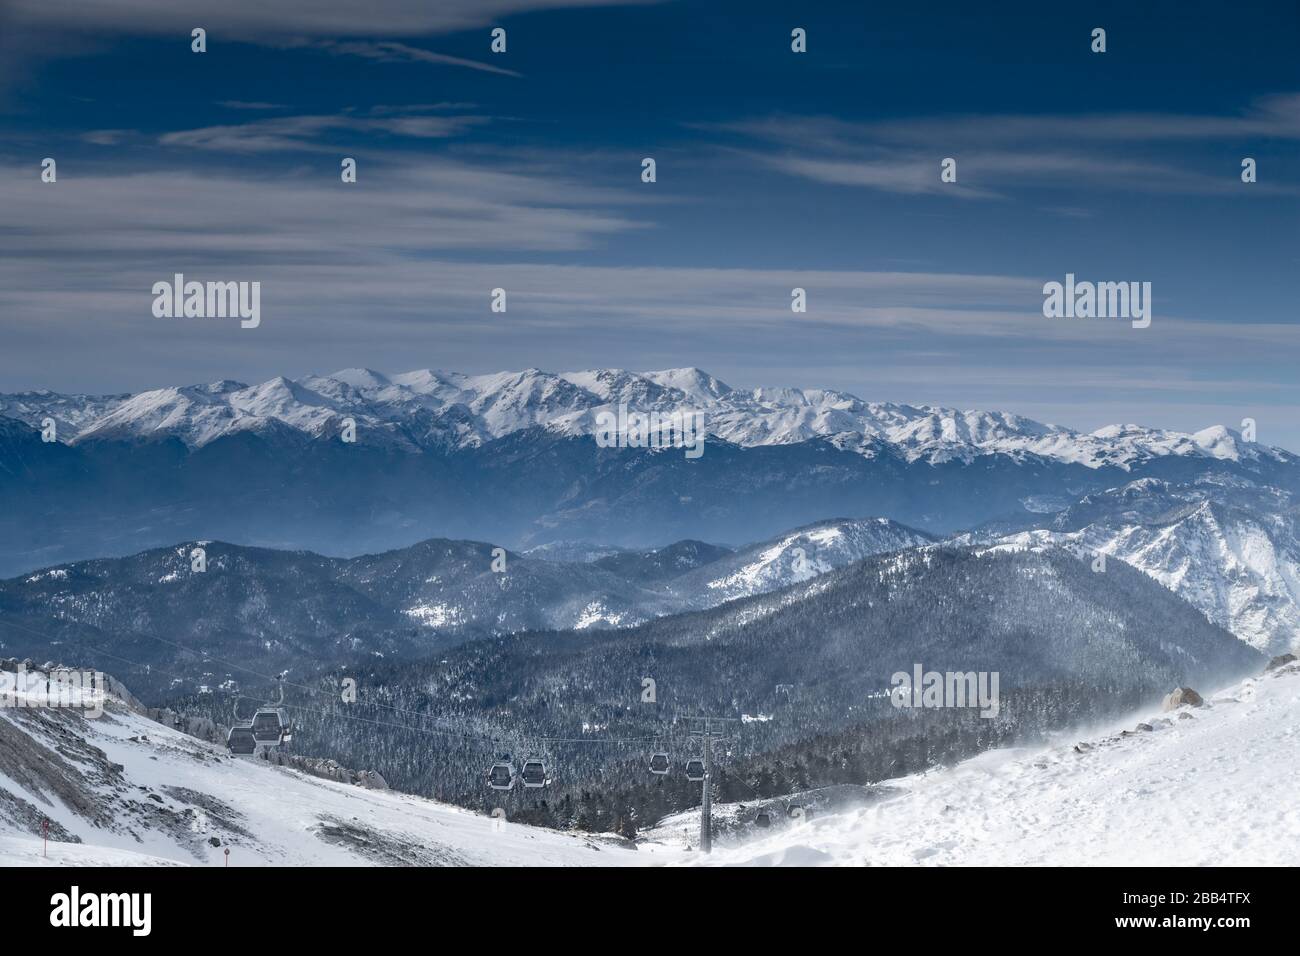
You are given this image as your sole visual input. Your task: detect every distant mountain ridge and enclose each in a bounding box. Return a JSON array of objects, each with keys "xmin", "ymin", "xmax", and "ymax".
[
  {"xmin": 3, "ymin": 368, "xmax": 1297, "ymax": 579},
  {"xmin": 4, "ymin": 366, "xmax": 1289, "ymax": 468},
  {"xmin": 0, "ymin": 518, "xmax": 934, "ymax": 697}
]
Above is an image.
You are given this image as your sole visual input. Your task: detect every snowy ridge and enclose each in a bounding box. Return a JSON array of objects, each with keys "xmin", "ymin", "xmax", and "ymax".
[
  {"xmin": 670, "ymin": 517, "xmax": 934, "ymax": 605},
  {"xmin": 4, "ymin": 367, "xmax": 1288, "ymax": 469},
  {"xmin": 687, "ymin": 661, "xmax": 1300, "ymax": 866},
  {"xmin": 964, "ymin": 479, "xmax": 1300, "ymax": 655}
]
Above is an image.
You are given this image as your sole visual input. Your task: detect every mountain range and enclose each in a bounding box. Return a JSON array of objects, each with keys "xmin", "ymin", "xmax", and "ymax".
[
  {"xmin": 2, "ymin": 367, "xmax": 1296, "ymax": 579},
  {"xmin": 4, "ymin": 366, "xmax": 1287, "ymax": 467},
  {"xmin": 0, "ymin": 517, "xmax": 933, "ymax": 697}
]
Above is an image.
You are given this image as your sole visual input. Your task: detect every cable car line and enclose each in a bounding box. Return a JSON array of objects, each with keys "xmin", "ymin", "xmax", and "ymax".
[
  {"xmin": 0, "ymin": 615, "xmax": 692, "ymax": 746},
  {"xmin": 0, "ymin": 615, "xmax": 767, "ymax": 795}
]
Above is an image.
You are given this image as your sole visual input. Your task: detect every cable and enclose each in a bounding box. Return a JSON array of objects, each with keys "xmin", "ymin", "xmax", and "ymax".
[
  {"xmin": 0, "ymin": 614, "xmax": 711, "ymax": 748},
  {"xmin": 0, "ymin": 611, "xmax": 689, "ymax": 743}
]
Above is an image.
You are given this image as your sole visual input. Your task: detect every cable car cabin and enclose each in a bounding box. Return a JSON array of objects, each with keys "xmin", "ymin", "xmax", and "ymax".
[
  {"xmin": 755, "ymin": 812, "xmax": 771, "ymax": 828},
  {"xmin": 227, "ymin": 725, "xmax": 258, "ymax": 756},
  {"xmin": 520, "ymin": 759, "xmax": 546, "ymax": 788},
  {"xmin": 488, "ymin": 762, "xmax": 515, "ymax": 791},
  {"xmin": 684, "ymin": 758, "xmax": 705, "ymax": 781},
  {"xmin": 648, "ymin": 752, "xmax": 670, "ymax": 775},
  {"xmin": 250, "ymin": 709, "xmax": 286, "ymax": 745}
]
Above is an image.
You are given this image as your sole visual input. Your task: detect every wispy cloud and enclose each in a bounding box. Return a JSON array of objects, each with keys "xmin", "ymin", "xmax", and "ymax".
[
  {"xmin": 80, "ymin": 129, "xmax": 131, "ymax": 146},
  {"xmin": 0, "ymin": 158, "xmax": 645, "ymax": 258},
  {"xmin": 310, "ymin": 40, "xmax": 523, "ymax": 78},
  {"xmin": 218, "ymin": 101, "xmax": 288, "ymax": 111},
  {"xmin": 714, "ymin": 95, "xmax": 1300, "ymax": 198},
  {"xmin": 8, "ymin": 0, "xmax": 664, "ymax": 40},
  {"xmin": 158, "ymin": 112, "xmax": 490, "ymax": 153}
]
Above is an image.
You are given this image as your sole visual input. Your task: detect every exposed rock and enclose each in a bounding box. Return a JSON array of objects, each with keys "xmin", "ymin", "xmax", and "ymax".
[
  {"xmin": 356, "ymin": 770, "xmax": 390, "ymax": 791},
  {"xmin": 0, "ymin": 706, "xmax": 122, "ymax": 834},
  {"xmin": 1162, "ymin": 687, "xmax": 1204, "ymax": 711},
  {"xmin": 264, "ymin": 750, "xmax": 388, "ymax": 790},
  {"xmin": 1265, "ymin": 653, "xmax": 1297, "ymax": 672},
  {"xmin": 145, "ymin": 707, "xmax": 224, "ymax": 745},
  {"xmin": 1136, "ymin": 723, "xmax": 1154, "ymax": 732}
]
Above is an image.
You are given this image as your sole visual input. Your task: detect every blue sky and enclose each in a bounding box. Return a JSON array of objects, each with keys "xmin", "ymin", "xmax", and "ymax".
[{"xmin": 2, "ymin": 0, "xmax": 1298, "ymax": 448}]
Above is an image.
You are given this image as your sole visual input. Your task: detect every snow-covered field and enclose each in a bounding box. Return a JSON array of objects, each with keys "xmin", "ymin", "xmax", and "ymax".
[{"xmin": 689, "ymin": 663, "xmax": 1300, "ymax": 866}]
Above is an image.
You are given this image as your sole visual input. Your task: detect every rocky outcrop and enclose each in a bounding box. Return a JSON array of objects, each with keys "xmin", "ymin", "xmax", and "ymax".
[
  {"xmin": 1265, "ymin": 653, "xmax": 1297, "ymax": 672},
  {"xmin": 1162, "ymin": 687, "xmax": 1204, "ymax": 711},
  {"xmin": 146, "ymin": 707, "xmax": 224, "ymax": 745},
  {"xmin": 263, "ymin": 751, "xmax": 389, "ymax": 790}
]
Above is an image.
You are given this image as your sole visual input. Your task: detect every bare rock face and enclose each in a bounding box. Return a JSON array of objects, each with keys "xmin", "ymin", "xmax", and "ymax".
[
  {"xmin": 356, "ymin": 770, "xmax": 390, "ymax": 791},
  {"xmin": 263, "ymin": 751, "xmax": 389, "ymax": 790},
  {"xmin": 1265, "ymin": 653, "xmax": 1297, "ymax": 672},
  {"xmin": 147, "ymin": 708, "xmax": 223, "ymax": 744},
  {"xmin": 1161, "ymin": 687, "xmax": 1204, "ymax": 711}
]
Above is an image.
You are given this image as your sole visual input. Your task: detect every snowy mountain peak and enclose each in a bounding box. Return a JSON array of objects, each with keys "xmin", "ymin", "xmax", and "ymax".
[
  {"xmin": 641, "ymin": 367, "xmax": 734, "ymax": 402},
  {"xmin": 2, "ymin": 368, "xmax": 1291, "ymax": 471}
]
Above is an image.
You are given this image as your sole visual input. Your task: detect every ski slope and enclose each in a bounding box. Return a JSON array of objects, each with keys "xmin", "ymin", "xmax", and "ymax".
[
  {"xmin": 690, "ymin": 663, "xmax": 1300, "ymax": 867},
  {"xmin": 0, "ymin": 677, "xmax": 663, "ymax": 867}
]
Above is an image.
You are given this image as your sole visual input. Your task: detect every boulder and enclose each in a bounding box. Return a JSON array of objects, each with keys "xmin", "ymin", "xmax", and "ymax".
[
  {"xmin": 356, "ymin": 770, "xmax": 390, "ymax": 791},
  {"xmin": 1161, "ymin": 687, "xmax": 1204, "ymax": 711},
  {"xmin": 1265, "ymin": 653, "xmax": 1297, "ymax": 672}
]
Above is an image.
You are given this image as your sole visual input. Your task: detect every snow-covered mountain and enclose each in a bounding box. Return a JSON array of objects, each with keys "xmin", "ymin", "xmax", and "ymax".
[
  {"xmin": 966, "ymin": 478, "xmax": 1300, "ymax": 655},
  {"xmin": 0, "ymin": 664, "xmax": 655, "ymax": 867},
  {"xmin": 665, "ymin": 517, "xmax": 935, "ymax": 606},
  {"xmin": 4, "ymin": 368, "xmax": 1297, "ymax": 585},
  {"xmin": 684, "ymin": 658, "xmax": 1300, "ymax": 866},
  {"xmin": 0, "ymin": 537, "xmax": 696, "ymax": 697},
  {"xmin": 4, "ymin": 367, "xmax": 1289, "ymax": 470},
  {"xmin": 0, "ymin": 519, "xmax": 940, "ymax": 698}
]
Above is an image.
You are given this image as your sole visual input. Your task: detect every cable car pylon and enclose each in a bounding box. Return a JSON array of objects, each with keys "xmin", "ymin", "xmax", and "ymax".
[{"xmin": 682, "ymin": 715, "xmax": 739, "ymax": 855}]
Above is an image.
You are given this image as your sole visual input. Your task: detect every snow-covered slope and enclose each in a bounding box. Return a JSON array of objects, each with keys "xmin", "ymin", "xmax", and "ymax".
[
  {"xmin": 667, "ymin": 517, "xmax": 934, "ymax": 606},
  {"xmin": 688, "ymin": 660, "xmax": 1300, "ymax": 866},
  {"xmin": 4, "ymin": 368, "xmax": 1289, "ymax": 469},
  {"xmin": 0, "ymin": 668, "xmax": 658, "ymax": 867},
  {"xmin": 969, "ymin": 479, "xmax": 1300, "ymax": 655}
]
